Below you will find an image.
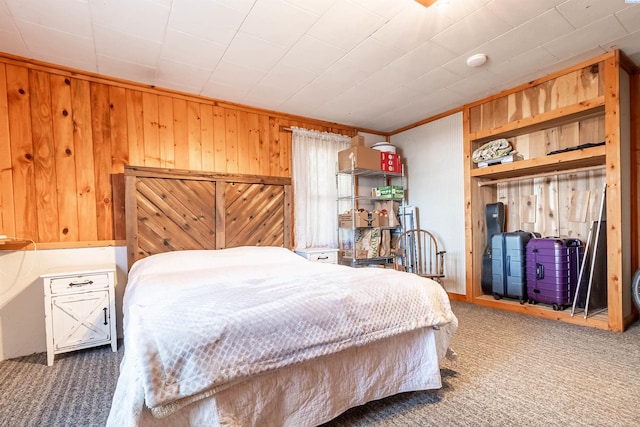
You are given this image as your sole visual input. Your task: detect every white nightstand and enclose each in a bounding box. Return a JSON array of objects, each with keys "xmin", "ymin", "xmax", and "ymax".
[
  {"xmin": 294, "ymin": 247, "xmax": 339, "ymax": 264},
  {"xmin": 41, "ymin": 266, "xmax": 118, "ymax": 366}
]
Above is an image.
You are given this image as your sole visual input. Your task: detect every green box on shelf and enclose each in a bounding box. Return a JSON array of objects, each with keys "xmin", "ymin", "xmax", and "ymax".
[{"xmin": 372, "ymin": 185, "xmax": 404, "ymax": 199}]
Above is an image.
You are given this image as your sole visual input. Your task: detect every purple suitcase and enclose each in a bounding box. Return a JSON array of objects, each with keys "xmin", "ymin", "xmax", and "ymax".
[{"xmin": 526, "ymin": 237, "xmax": 584, "ymax": 310}]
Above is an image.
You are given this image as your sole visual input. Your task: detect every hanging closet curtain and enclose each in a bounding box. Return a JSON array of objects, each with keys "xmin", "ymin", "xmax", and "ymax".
[{"xmin": 292, "ymin": 127, "xmax": 350, "ymax": 250}]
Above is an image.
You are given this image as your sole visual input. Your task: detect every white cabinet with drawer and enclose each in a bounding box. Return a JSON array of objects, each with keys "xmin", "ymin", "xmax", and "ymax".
[
  {"xmin": 41, "ymin": 267, "xmax": 117, "ymax": 366},
  {"xmin": 294, "ymin": 248, "xmax": 338, "ymax": 264}
]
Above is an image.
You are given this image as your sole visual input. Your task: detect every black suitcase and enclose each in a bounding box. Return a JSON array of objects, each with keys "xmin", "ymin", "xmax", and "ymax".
[
  {"xmin": 491, "ymin": 231, "xmax": 536, "ymax": 303},
  {"xmin": 481, "ymin": 203, "xmax": 505, "ymax": 295}
]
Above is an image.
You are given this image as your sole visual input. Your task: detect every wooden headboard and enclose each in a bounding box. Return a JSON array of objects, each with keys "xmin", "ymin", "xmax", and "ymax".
[{"xmin": 124, "ymin": 166, "xmax": 292, "ymax": 269}]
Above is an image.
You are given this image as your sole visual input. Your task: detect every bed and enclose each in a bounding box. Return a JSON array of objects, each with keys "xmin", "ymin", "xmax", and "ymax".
[{"xmin": 107, "ymin": 166, "xmax": 458, "ymax": 427}]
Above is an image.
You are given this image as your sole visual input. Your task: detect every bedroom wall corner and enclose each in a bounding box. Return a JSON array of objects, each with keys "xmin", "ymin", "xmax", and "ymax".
[{"xmin": 0, "ymin": 246, "xmax": 127, "ymax": 361}]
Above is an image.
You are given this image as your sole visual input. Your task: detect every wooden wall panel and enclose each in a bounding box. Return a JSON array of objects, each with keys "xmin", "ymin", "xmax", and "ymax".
[
  {"xmin": 30, "ymin": 70, "xmax": 59, "ymax": 242},
  {"xmin": 6, "ymin": 65, "xmax": 37, "ymax": 238},
  {"xmin": 91, "ymin": 82, "xmax": 114, "ymax": 241},
  {"xmin": 125, "ymin": 89, "xmax": 144, "ymax": 166},
  {"xmin": 71, "ymin": 78, "xmax": 98, "ymax": 241},
  {"xmin": 0, "ymin": 56, "xmax": 358, "ymax": 246},
  {"xmin": 469, "ymin": 62, "xmax": 604, "ymax": 135},
  {"xmin": 50, "ymin": 75, "xmax": 78, "ymax": 241},
  {"xmin": 0, "ymin": 64, "xmax": 15, "ymax": 237}
]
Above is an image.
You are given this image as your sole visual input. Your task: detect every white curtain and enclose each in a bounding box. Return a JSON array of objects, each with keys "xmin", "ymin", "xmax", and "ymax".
[{"xmin": 292, "ymin": 127, "xmax": 350, "ymax": 250}]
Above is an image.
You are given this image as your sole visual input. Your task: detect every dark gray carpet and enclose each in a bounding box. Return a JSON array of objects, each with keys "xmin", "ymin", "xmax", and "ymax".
[{"xmin": 1, "ymin": 301, "xmax": 639, "ymax": 427}]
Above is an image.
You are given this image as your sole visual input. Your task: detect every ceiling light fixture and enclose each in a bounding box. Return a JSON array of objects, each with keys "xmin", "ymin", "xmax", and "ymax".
[
  {"xmin": 415, "ymin": 0, "xmax": 450, "ymax": 7},
  {"xmin": 466, "ymin": 53, "xmax": 487, "ymax": 68},
  {"xmin": 414, "ymin": 0, "xmax": 438, "ymax": 7}
]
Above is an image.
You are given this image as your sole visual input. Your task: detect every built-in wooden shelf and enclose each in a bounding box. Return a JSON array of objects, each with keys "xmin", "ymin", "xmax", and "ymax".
[
  {"xmin": 470, "ymin": 144, "xmax": 606, "ymax": 181},
  {"xmin": 469, "ymin": 97, "xmax": 605, "ymax": 144}
]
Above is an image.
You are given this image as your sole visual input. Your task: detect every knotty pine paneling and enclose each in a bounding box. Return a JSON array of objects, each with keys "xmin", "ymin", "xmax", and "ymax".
[
  {"xmin": 0, "ymin": 57, "xmax": 357, "ymax": 245},
  {"xmin": 468, "ymin": 62, "xmax": 604, "ymax": 134}
]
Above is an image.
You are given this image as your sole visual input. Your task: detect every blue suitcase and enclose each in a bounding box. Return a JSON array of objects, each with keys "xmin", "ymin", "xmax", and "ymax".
[
  {"xmin": 526, "ymin": 237, "xmax": 584, "ymax": 310},
  {"xmin": 491, "ymin": 231, "xmax": 537, "ymax": 303}
]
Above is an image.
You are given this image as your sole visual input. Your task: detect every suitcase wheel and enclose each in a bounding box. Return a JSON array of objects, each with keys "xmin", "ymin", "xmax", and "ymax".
[
  {"xmin": 527, "ymin": 298, "xmax": 538, "ymax": 305},
  {"xmin": 493, "ymin": 293, "xmax": 501, "ymax": 300},
  {"xmin": 552, "ymin": 303, "xmax": 567, "ymax": 311}
]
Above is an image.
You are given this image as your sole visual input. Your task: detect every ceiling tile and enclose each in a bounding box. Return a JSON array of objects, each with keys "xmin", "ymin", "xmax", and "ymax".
[
  {"xmin": 223, "ymin": 32, "xmax": 288, "ymax": 72},
  {"xmin": 356, "ymin": 66, "xmax": 413, "ymax": 95},
  {"xmin": 327, "ymin": 55, "xmax": 380, "ymax": 83},
  {"xmin": 89, "ymin": 0, "xmax": 170, "ymax": 42},
  {"xmin": 153, "ymin": 78, "xmax": 203, "ymax": 96},
  {"xmin": 93, "ymin": 25, "xmax": 161, "ymax": 67},
  {"xmin": 167, "ymin": 0, "xmax": 244, "ymax": 45},
  {"xmin": 5, "ymin": 0, "xmax": 92, "ymax": 37},
  {"xmin": 280, "ymin": 35, "xmax": 346, "ymax": 73},
  {"xmin": 200, "ymin": 79, "xmax": 250, "ymax": 103},
  {"xmin": 0, "ymin": 29, "xmax": 28, "ymax": 56},
  {"xmin": 386, "ymin": 41, "xmax": 457, "ymax": 82},
  {"xmin": 491, "ymin": 46, "xmax": 559, "ymax": 80},
  {"xmin": 615, "ymin": 5, "xmax": 640, "ymax": 33},
  {"xmin": 404, "ymin": 66, "xmax": 462, "ymax": 94},
  {"xmin": 556, "ymin": 0, "xmax": 631, "ymax": 29},
  {"xmin": 15, "ymin": 20, "xmax": 95, "ymax": 63},
  {"xmin": 213, "ymin": 0, "xmax": 255, "ymax": 14},
  {"xmin": 476, "ymin": 9, "xmax": 574, "ymax": 64},
  {"xmin": 258, "ymin": 63, "xmax": 317, "ymax": 91},
  {"xmin": 431, "ymin": 6, "xmax": 512, "ymax": 55},
  {"xmin": 484, "ymin": 0, "xmax": 560, "ymax": 27},
  {"xmin": 155, "ymin": 58, "xmax": 213, "ymax": 89},
  {"xmin": 349, "ymin": 0, "xmax": 411, "ymax": 19},
  {"xmin": 209, "ymin": 60, "xmax": 268, "ymax": 90},
  {"xmin": 240, "ymin": 0, "xmax": 319, "ymax": 47},
  {"xmin": 242, "ymin": 83, "xmax": 296, "ymax": 109},
  {"xmin": 543, "ymin": 15, "xmax": 627, "ymax": 59},
  {"xmin": 281, "ymin": 0, "xmax": 339, "ymax": 15},
  {"xmin": 340, "ymin": 38, "xmax": 405, "ymax": 72},
  {"xmin": 307, "ymin": 1, "xmax": 387, "ymax": 51},
  {"xmin": 371, "ymin": 4, "xmax": 454, "ymax": 52},
  {"xmin": 160, "ymin": 28, "xmax": 226, "ymax": 70},
  {"xmin": 439, "ymin": 0, "xmax": 493, "ymax": 22},
  {"xmin": 97, "ymin": 55, "xmax": 156, "ymax": 83}
]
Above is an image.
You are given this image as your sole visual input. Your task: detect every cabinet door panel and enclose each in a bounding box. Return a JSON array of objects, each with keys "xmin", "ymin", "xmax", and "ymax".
[{"xmin": 51, "ymin": 290, "xmax": 111, "ymax": 350}]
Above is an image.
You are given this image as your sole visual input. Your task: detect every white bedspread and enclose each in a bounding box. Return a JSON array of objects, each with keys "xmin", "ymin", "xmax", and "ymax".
[{"xmin": 111, "ymin": 246, "xmax": 457, "ymax": 422}]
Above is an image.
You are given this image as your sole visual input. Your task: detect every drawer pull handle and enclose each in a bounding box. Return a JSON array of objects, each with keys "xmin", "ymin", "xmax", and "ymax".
[
  {"xmin": 69, "ymin": 280, "xmax": 94, "ymax": 287},
  {"xmin": 103, "ymin": 308, "xmax": 108, "ymax": 325},
  {"xmin": 317, "ymin": 256, "xmax": 329, "ymax": 260}
]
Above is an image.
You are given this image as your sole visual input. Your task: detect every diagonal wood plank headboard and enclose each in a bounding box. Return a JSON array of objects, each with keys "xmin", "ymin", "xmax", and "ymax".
[{"xmin": 124, "ymin": 166, "xmax": 292, "ymax": 269}]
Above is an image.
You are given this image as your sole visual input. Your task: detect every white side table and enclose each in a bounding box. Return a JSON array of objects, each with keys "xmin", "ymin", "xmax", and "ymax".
[
  {"xmin": 41, "ymin": 266, "xmax": 117, "ymax": 366},
  {"xmin": 294, "ymin": 247, "xmax": 339, "ymax": 264}
]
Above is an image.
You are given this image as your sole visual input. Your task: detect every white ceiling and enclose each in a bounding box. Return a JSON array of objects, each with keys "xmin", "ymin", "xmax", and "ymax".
[{"xmin": 1, "ymin": 0, "xmax": 639, "ymax": 133}]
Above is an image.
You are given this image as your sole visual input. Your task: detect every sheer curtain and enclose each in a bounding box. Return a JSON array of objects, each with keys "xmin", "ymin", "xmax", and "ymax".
[{"xmin": 292, "ymin": 127, "xmax": 350, "ymax": 250}]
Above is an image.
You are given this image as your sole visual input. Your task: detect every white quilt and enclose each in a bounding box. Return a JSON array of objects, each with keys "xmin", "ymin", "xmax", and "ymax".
[{"xmin": 110, "ymin": 246, "xmax": 457, "ymax": 423}]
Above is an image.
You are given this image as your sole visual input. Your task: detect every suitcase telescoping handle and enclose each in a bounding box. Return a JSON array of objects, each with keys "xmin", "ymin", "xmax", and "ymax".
[{"xmin": 536, "ymin": 263, "xmax": 544, "ymax": 280}]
